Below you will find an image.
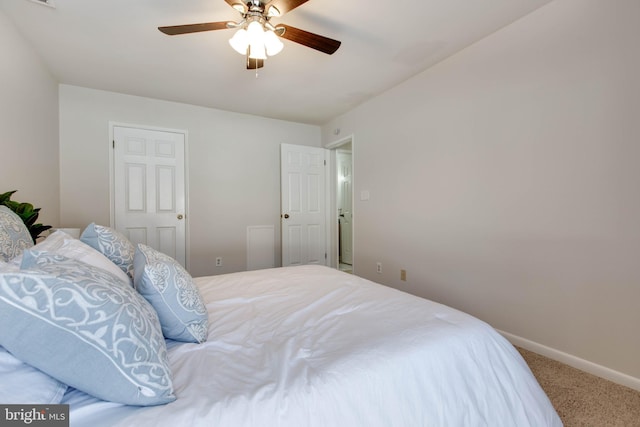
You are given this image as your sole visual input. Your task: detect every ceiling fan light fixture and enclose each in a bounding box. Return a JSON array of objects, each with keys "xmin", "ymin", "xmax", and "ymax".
[
  {"xmin": 229, "ymin": 28, "xmax": 249, "ymax": 55},
  {"xmin": 246, "ymin": 20, "xmax": 264, "ymax": 45},
  {"xmin": 248, "ymin": 43, "xmax": 267, "ymax": 60},
  {"xmin": 264, "ymin": 29, "xmax": 284, "ymax": 56},
  {"xmin": 230, "ymin": 21, "xmax": 281, "ymax": 59},
  {"xmin": 246, "ymin": 20, "xmax": 268, "ymax": 59}
]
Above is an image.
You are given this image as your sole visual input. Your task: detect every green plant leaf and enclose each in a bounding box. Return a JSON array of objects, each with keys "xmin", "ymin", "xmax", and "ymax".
[
  {"xmin": 1, "ymin": 190, "xmax": 51, "ymax": 243},
  {"xmin": 0, "ymin": 190, "xmax": 17, "ymax": 204},
  {"xmin": 29, "ymin": 224, "xmax": 52, "ymax": 242}
]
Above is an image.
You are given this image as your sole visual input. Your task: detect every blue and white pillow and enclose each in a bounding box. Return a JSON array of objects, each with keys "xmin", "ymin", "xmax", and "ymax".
[
  {"xmin": 134, "ymin": 244, "xmax": 209, "ymax": 343},
  {"xmin": 0, "ymin": 205, "xmax": 33, "ymax": 262},
  {"xmin": 9, "ymin": 230, "xmax": 131, "ymax": 286},
  {"xmin": 0, "ymin": 251, "xmax": 176, "ymax": 406},
  {"xmin": 0, "ymin": 345, "xmax": 67, "ymax": 404},
  {"xmin": 80, "ymin": 223, "xmax": 135, "ymax": 280}
]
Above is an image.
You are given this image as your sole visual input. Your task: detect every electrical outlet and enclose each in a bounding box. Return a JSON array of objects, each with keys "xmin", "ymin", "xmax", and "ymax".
[
  {"xmin": 401, "ymin": 269, "xmax": 407, "ymax": 281},
  {"xmin": 215, "ymin": 257, "xmax": 222, "ymax": 267},
  {"xmin": 376, "ymin": 262, "xmax": 382, "ymax": 274}
]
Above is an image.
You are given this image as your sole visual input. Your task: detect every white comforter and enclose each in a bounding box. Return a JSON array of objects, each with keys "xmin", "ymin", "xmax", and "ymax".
[{"xmin": 64, "ymin": 265, "xmax": 561, "ymax": 427}]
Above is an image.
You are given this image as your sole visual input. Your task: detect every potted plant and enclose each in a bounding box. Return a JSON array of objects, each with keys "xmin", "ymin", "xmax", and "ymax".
[{"xmin": 0, "ymin": 190, "xmax": 52, "ymax": 243}]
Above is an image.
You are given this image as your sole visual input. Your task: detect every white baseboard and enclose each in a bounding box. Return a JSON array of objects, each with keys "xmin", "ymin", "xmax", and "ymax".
[{"xmin": 498, "ymin": 330, "xmax": 640, "ymax": 392}]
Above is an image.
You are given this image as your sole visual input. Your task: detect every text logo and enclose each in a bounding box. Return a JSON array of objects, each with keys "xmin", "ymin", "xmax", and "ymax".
[{"xmin": 1, "ymin": 405, "xmax": 68, "ymax": 427}]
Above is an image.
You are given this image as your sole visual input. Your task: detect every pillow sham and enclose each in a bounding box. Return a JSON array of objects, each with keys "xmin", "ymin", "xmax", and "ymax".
[
  {"xmin": 134, "ymin": 244, "xmax": 209, "ymax": 343},
  {"xmin": 80, "ymin": 223, "xmax": 135, "ymax": 279},
  {"xmin": 0, "ymin": 251, "xmax": 175, "ymax": 406},
  {"xmin": 12, "ymin": 229, "xmax": 131, "ymax": 285},
  {"xmin": 7, "ymin": 228, "xmax": 67, "ymax": 266},
  {"xmin": 0, "ymin": 345, "xmax": 67, "ymax": 404},
  {"xmin": 0, "ymin": 205, "xmax": 33, "ymax": 262},
  {"xmin": 0, "ymin": 260, "xmax": 19, "ymax": 272}
]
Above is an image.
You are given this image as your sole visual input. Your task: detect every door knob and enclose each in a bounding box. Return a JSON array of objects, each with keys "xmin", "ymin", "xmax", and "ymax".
[
  {"xmin": 283, "ymin": 214, "xmax": 290, "ymax": 219},
  {"xmin": 177, "ymin": 214, "xmax": 184, "ymax": 220}
]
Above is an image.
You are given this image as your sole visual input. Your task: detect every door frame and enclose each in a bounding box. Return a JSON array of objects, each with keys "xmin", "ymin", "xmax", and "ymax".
[
  {"xmin": 325, "ymin": 134, "xmax": 355, "ymax": 273},
  {"xmin": 108, "ymin": 121, "xmax": 191, "ymax": 269}
]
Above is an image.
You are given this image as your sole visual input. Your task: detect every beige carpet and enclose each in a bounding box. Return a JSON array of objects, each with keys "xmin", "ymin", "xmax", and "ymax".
[{"xmin": 518, "ymin": 347, "xmax": 640, "ymax": 427}]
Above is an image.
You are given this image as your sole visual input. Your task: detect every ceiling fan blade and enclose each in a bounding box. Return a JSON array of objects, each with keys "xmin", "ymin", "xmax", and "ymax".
[
  {"xmin": 158, "ymin": 22, "xmax": 229, "ymax": 36},
  {"xmin": 265, "ymin": 0, "xmax": 309, "ymax": 16},
  {"xmin": 246, "ymin": 56, "xmax": 265, "ymax": 70},
  {"xmin": 277, "ymin": 24, "xmax": 341, "ymax": 55}
]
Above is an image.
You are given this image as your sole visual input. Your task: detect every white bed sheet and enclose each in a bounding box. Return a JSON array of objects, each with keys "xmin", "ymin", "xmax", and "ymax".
[{"xmin": 64, "ymin": 265, "xmax": 561, "ymax": 427}]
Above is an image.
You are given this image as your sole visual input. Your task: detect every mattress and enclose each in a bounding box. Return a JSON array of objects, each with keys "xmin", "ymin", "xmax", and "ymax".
[{"xmin": 63, "ymin": 265, "xmax": 561, "ymax": 426}]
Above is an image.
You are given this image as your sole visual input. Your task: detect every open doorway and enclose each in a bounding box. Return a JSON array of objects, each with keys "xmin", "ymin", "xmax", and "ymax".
[
  {"xmin": 336, "ymin": 143, "xmax": 352, "ymax": 273},
  {"xmin": 327, "ymin": 136, "xmax": 354, "ymax": 274}
]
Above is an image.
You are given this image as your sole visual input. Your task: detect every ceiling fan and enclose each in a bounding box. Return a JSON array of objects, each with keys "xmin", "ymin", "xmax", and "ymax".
[{"xmin": 158, "ymin": 0, "xmax": 341, "ymax": 70}]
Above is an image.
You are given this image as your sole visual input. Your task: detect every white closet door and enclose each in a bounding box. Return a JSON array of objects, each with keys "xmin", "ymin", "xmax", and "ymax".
[
  {"xmin": 113, "ymin": 126, "xmax": 187, "ymax": 266},
  {"xmin": 280, "ymin": 143, "xmax": 328, "ymax": 267}
]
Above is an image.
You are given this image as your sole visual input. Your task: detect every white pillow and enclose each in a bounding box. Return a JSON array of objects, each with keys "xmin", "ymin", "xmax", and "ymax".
[
  {"xmin": 10, "ymin": 230, "xmax": 131, "ymax": 285},
  {"xmin": 0, "ymin": 260, "xmax": 19, "ymax": 272},
  {"xmin": 0, "ymin": 345, "xmax": 67, "ymax": 404},
  {"xmin": 8, "ymin": 229, "xmax": 68, "ymax": 266}
]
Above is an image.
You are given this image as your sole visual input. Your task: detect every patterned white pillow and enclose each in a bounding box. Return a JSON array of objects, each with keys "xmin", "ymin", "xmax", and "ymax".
[
  {"xmin": 1, "ymin": 250, "xmax": 176, "ymax": 406},
  {"xmin": 134, "ymin": 244, "xmax": 209, "ymax": 343},
  {"xmin": 0, "ymin": 345, "xmax": 67, "ymax": 404},
  {"xmin": 12, "ymin": 230, "xmax": 132, "ymax": 285},
  {"xmin": 6, "ymin": 228, "xmax": 68, "ymax": 267},
  {"xmin": 0, "ymin": 206, "xmax": 33, "ymax": 262},
  {"xmin": 0, "ymin": 260, "xmax": 19, "ymax": 272},
  {"xmin": 80, "ymin": 223, "xmax": 135, "ymax": 279}
]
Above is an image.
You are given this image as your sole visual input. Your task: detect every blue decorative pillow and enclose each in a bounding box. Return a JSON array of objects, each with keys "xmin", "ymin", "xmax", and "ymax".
[
  {"xmin": 0, "ymin": 250, "xmax": 176, "ymax": 406},
  {"xmin": 134, "ymin": 244, "xmax": 208, "ymax": 343},
  {"xmin": 80, "ymin": 223, "xmax": 135, "ymax": 280},
  {"xmin": 0, "ymin": 345, "xmax": 67, "ymax": 404},
  {"xmin": 0, "ymin": 206, "xmax": 33, "ymax": 262}
]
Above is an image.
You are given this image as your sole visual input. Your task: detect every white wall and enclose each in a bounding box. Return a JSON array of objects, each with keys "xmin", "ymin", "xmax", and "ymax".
[
  {"xmin": 59, "ymin": 85, "xmax": 321, "ymax": 277},
  {"xmin": 323, "ymin": 0, "xmax": 640, "ymax": 382},
  {"xmin": 0, "ymin": 9, "xmax": 59, "ymax": 227}
]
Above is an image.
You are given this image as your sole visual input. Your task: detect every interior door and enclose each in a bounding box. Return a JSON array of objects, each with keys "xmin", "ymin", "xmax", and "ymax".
[
  {"xmin": 113, "ymin": 126, "xmax": 187, "ymax": 266},
  {"xmin": 337, "ymin": 150, "xmax": 353, "ymax": 265},
  {"xmin": 281, "ymin": 143, "xmax": 328, "ymax": 267}
]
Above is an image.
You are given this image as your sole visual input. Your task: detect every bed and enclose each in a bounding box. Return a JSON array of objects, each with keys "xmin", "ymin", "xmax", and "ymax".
[{"xmin": 0, "ymin": 215, "xmax": 562, "ymax": 426}]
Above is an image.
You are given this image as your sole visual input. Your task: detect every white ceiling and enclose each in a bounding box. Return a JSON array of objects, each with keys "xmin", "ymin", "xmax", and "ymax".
[{"xmin": 0, "ymin": 0, "xmax": 552, "ymax": 125}]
